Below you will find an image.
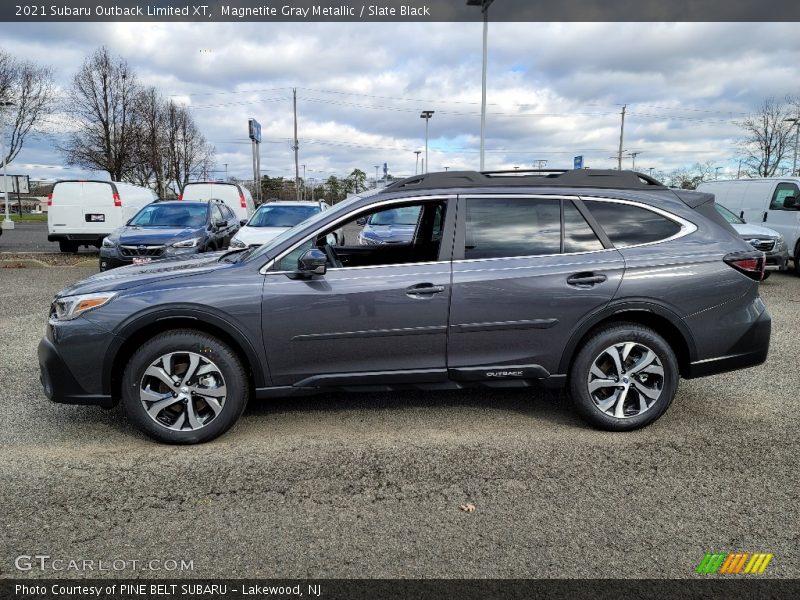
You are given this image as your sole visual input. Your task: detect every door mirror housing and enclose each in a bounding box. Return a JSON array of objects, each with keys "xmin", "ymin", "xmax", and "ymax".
[
  {"xmin": 356, "ymin": 217, "xmax": 367, "ymax": 226},
  {"xmin": 215, "ymin": 219, "xmax": 227, "ymax": 228},
  {"xmin": 239, "ymin": 219, "xmax": 248, "ymax": 227},
  {"xmin": 783, "ymin": 196, "xmax": 797, "ymax": 209},
  {"xmin": 291, "ymin": 248, "xmax": 327, "ymax": 279}
]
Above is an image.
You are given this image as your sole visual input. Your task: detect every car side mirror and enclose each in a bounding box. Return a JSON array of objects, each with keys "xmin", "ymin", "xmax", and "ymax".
[
  {"xmin": 239, "ymin": 219, "xmax": 248, "ymax": 226},
  {"xmin": 784, "ymin": 196, "xmax": 797, "ymax": 209},
  {"xmin": 356, "ymin": 217, "xmax": 367, "ymax": 226},
  {"xmin": 216, "ymin": 219, "xmax": 228, "ymax": 228},
  {"xmin": 291, "ymin": 248, "xmax": 327, "ymax": 279}
]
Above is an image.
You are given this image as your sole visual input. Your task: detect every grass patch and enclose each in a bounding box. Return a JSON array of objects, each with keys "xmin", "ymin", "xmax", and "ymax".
[{"xmin": 8, "ymin": 213, "xmax": 47, "ymax": 222}]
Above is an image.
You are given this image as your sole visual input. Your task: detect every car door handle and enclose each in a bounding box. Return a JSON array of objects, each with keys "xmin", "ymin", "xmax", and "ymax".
[
  {"xmin": 406, "ymin": 283, "xmax": 446, "ymax": 297},
  {"xmin": 567, "ymin": 273, "xmax": 607, "ymax": 287}
]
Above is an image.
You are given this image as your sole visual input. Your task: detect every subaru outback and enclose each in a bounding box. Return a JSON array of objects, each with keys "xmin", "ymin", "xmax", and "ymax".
[{"xmin": 38, "ymin": 170, "xmax": 771, "ymax": 443}]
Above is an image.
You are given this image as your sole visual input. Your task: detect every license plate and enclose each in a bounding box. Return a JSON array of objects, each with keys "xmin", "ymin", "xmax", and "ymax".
[
  {"xmin": 132, "ymin": 257, "xmax": 152, "ymax": 265},
  {"xmin": 85, "ymin": 213, "xmax": 105, "ymax": 222}
]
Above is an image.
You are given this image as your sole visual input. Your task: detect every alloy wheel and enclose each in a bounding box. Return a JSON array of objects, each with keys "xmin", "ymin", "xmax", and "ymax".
[
  {"xmin": 586, "ymin": 342, "xmax": 665, "ymax": 419},
  {"xmin": 139, "ymin": 351, "xmax": 227, "ymax": 431}
]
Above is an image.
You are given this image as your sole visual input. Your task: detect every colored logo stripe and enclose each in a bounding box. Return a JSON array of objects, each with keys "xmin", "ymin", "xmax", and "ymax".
[{"xmin": 697, "ymin": 552, "xmax": 773, "ymax": 575}]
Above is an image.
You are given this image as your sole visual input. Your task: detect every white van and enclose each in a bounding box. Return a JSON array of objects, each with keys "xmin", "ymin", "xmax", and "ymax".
[
  {"xmin": 697, "ymin": 178, "xmax": 800, "ymax": 273},
  {"xmin": 179, "ymin": 182, "xmax": 255, "ymax": 222},
  {"xmin": 47, "ymin": 180, "xmax": 157, "ymax": 252}
]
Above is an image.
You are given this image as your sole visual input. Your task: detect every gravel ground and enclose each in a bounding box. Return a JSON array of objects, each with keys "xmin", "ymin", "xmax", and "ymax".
[{"xmin": 1, "ymin": 268, "xmax": 798, "ymax": 579}]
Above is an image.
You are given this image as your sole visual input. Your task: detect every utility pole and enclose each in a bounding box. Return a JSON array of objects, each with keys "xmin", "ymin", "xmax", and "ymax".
[
  {"xmin": 301, "ymin": 164, "xmax": 306, "ymax": 200},
  {"xmin": 737, "ymin": 159, "xmax": 743, "ymax": 179},
  {"xmin": 374, "ymin": 165, "xmax": 380, "ymax": 187},
  {"xmin": 293, "ymin": 88, "xmax": 300, "ymax": 201},
  {"xmin": 617, "ymin": 104, "xmax": 627, "ymax": 170},
  {"xmin": 467, "ymin": 1, "xmax": 494, "ymax": 171},
  {"xmin": 533, "ymin": 159, "xmax": 548, "ymax": 170},
  {"xmin": 627, "ymin": 151, "xmax": 642, "ymax": 170},
  {"xmin": 414, "ymin": 151, "xmax": 421, "ymax": 175},
  {"xmin": 223, "ymin": 163, "xmax": 228, "ymax": 181}
]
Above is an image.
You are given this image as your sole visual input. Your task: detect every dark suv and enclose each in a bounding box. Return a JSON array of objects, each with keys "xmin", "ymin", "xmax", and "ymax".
[
  {"xmin": 99, "ymin": 200, "xmax": 240, "ymax": 271},
  {"xmin": 38, "ymin": 170, "xmax": 771, "ymax": 443}
]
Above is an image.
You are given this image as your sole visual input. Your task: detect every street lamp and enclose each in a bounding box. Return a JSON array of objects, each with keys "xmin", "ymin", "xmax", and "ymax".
[
  {"xmin": 714, "ymin": 166, "xmax": 724, "ymax": 180},
  {"xmin": 785, "ymin": 117, "xmax": 800, "ymax": 177},
  {"xmin": 1, "ymin": 101, "xmax": 14, "ymax": 231},
  {"xmin": 420, "ymin": 111, "xmax": 434, "ymax": 174},
  {"xmin": 414, "ymin": 150, "xmax": 421, "ymax": 175},
  {"xmin": 467, "ymin": 0, "xmax": 494, "ymax": 171},
  {"xmin": 533, "ymin": 159, "xmax": 547, "ymax": 170}
]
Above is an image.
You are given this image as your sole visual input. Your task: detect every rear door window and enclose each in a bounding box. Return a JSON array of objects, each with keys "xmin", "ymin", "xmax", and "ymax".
[
  {"xmin": 583, "ymin": 201, "xmax": 681, "ymax": 247},
  {"xmin": 464, "ymin": 197, "xmax": 561, "ymax": 259},
  {"xmin": 564, "ymin": 201, "xmax": 604, "ymax": 253}
]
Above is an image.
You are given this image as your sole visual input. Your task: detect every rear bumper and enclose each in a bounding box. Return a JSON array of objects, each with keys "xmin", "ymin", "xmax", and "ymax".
[
  {"xmin": 685, "ymin": 306, "xmax": 771, "ymax": 379},
  {"xmin": 48, "ymin": 233, "xmax": 106, "ymax": 243},
  {"xmin": 37, "ymin": 331, "xmax": 114, "ymax": 407}
]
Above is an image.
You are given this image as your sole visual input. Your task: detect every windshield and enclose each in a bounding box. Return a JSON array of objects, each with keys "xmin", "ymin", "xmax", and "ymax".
[
  {"xmin": 128, "ymin": 204, "xmax": 207, "ymax": 228},
  {"xmin": 368, "ymin": 206, "xmax": 421, "ymax": 226},
  {"xmin": 248, "ymin": 205, "xmax": 320, "ymax": 228},
  {"xmin": 246, "ymin": 195, "xmax": 362, "ymax": 263},
  {"xmin": 715, "ymin": 203, "xmax": 744, "ymax": 225}
]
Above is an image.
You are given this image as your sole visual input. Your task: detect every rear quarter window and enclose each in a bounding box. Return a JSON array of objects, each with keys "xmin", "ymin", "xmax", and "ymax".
[{"xmin": 584, "ymin": 200, "xmax": 682, "ymax": 247}]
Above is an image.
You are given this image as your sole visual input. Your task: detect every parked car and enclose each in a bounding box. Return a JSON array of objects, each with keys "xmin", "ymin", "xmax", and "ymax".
[
  {"xmin": 179, "ymin": 182, "xmax": 255, "ymax": 222},
  {"xmin": 230, "ymin": 200, "xmax": 331, "ymax": 249},
  {"xmin": 99, "ymin": 200, "xmax": 239, "ymax": 271},
  {"xmin": 47, "ymin": 180, "xmax": 158, "ymax": 253},
  {"xmin": 714, "ymin": 203, "xmax": 789, "ymax": 278},
  {"xmin": 39, "ymin": 170, "xmax": 771, "ymax": 444},
  {"xmin": 697, "ymin": 178, "xmax": 800, "ymax": 274},
  {"xmin": 357, "ymin": 205, "xmax": 420, "ymax": 245}
]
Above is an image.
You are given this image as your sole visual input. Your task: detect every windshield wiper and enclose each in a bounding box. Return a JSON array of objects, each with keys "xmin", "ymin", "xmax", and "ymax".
[{"xmin": 218, "ymin": 247, "xmax": 250, "ymax": 263}]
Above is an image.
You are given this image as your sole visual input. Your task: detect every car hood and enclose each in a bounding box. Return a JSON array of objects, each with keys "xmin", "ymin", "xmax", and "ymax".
[
  {"xmin": 112, "ymin": 226, "xmax": 202, "ymax": 246},
  {"xmin": 56, "ymin": 252, "xmax": 232, "ymax": 297},
  {"xmin": 730, "ymin": 223, "xmax": 780, "ymax": 239},
  {"xmin": 234, "ymin": 225, "xmax": 287, "ymax": 246}
]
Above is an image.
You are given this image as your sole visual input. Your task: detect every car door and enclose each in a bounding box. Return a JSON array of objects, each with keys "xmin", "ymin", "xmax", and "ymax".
[
  {"xmin": 210, "ymin": 204, "xmax": 227, "ymax": 248},
  {"xmin": 447, "ymin": 195, "xmax": 625, "ymax": 380},
  {"xmin": 260, "ymin": 196, "xmax": 456, "ymax": 386},
  {"xmin": 764, "ymin": 181, "xmax": 800, "ymax": 253}
]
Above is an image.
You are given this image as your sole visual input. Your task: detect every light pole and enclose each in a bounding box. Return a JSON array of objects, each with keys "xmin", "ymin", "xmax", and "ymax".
[
  {"xmin": 533, "ymin": 159, "xmax": 547, "ymax": 170},
  {"xmin": 443, "ymin": 166, "xmax": 450, "ymax": 171},
  {"xmin": 467, "ymin": 0, "xmax": 494, "ymax": 171},
  {"xmin": 374, "ymin": 165, "xmax": 380, "ymax": 187},
  {"xmin": 785, "ymin": 117, "xmax": 800, "ymax": 177},
  {"xmin": 1, "ymin": 101, "xmax": 14, "ymax": 231},
  {"xmin": 420, "ymin": 111, "xmax": 434, "ymax": 174},
  {"xmin": 414, "ymin": 151, "xmax": 421, "ymax": 175},
  {"xmin": 715, "ymin": 166, "xmax": 724, "ymax": 180},
  {"xmin": 626, "ymin": 151, "xmax": 642, "ymax": 170}
]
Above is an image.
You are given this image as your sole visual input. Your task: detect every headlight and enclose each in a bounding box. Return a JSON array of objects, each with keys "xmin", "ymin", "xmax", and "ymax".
[
  {"xmin": 52, "ymin": 292, "xmax": 117, "ymax": 321},
  {"xmin": 775, "ymin": 236, "xmax": 786, "ymax": 250},
  {"xmin": 229, "ymin": 237, "xmax": 246, "ymax": 249},
  {"xmin": 101, "ymin": 237, "xmax": 116, "ymax": 248},
  {"xmin": 172, "ymin": 237, "xmax": 200, "ymax": 248}
]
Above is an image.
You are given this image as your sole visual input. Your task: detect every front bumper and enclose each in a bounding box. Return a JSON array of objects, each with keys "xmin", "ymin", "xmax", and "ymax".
[
  {"xmin": 686, "ymin": 306, "xmax": 771, "ymax": 379},
  {"xmin": 764, "ymin": 248, "xmax": 790, "ymax": 270},
  {"xmin": 100, "ymin": 246, "xmax": 200, "ymax": 271},
  {"xmin": 38, "ymin": 336, "xmax": 114, "ymax": 407}
]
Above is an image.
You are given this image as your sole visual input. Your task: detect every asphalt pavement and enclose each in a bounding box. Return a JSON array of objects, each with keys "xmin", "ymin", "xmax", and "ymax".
[
  {"xmin": 0, "ymin": 220, "xmax": 98, "ymax": 254},
  {"xmin": 1, "ymin": 267, "xmax": 798, "ymax": 579}
]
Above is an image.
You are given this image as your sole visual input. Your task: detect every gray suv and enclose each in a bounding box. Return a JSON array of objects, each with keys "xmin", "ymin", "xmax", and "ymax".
[{"xmin": 38, "ymin": 170, "xmax": 771, "ymax": 443}]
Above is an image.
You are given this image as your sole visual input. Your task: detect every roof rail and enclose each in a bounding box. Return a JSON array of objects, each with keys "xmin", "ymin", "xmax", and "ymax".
[{"xmin": 382, "ymin": 169, "xmax": 666, "ymax": 192}]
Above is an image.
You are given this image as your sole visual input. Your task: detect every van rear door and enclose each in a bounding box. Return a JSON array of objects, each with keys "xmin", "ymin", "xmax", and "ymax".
[
  {"xmin": 48, "ymin": 181, "xmax": 115, "ymax": 236},
  {"xmin": 79, "ymin": 182, "xmax": 118, "ymax": 233}
]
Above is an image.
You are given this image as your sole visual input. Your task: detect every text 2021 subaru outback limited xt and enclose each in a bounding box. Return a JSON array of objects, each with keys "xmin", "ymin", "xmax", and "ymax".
[{"xmin": 38, "ymin": 170, "xmax": 771, "ymax": 443}]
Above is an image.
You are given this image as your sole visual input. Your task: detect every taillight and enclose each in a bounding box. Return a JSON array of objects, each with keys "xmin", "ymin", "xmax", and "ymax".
[
  {"xmin": 724, "ymin": 251, "xmax": 766, "ymax": 281},
  {"xmin": 239, "ymin": 191, "xmax": 246, "ymax": 209},
  {"xmin": 47, "ymin": 193, "xmax": 53, "ymax": 206},
  {"xmin": 113, "ymin": 192, "xmax": 122, "ymax": 207},
  {"xmin": 177, "ymin": 194, "xmax": 183, "ymax": 200}
]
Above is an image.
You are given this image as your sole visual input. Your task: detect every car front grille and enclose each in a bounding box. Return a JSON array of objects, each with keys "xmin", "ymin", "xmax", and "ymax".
[
  {"xmin": 745, "ymin": 239, "xmax": 776, "ymax": 252},
  {"xmin": 119, "ymin": 245, "xmax": 166, "ymax": 257}
]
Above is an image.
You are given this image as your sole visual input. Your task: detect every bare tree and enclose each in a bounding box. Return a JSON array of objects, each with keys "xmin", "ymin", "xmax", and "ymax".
[
  {"xmin": 165, "ymin": 101, "xmax": 215, "ymax": 195},
  {"xmin": 61, "ymin": 46, "xmax": 140, "ymax": 181},
  {"xmin": 0, "ymin": 50, "xmax": 55, "ymax": 167},
  {"xmin": 737, "ymin": 97, "xmax": 796, "ymax": 178},
  {"xmin": 130, "ymin": 86, "xmax": 169, "ymax": 195}
]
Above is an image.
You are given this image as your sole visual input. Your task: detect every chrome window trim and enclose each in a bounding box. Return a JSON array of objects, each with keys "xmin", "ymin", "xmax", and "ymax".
[{"xmin": 258, "ymin": 194, "xmax": 457, "ymax": 275}]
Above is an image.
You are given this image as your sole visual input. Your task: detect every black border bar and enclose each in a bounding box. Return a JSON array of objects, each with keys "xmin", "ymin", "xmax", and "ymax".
[{"xmin": 3, "ymin": 0, "xmax": 800, "ymax": 22}]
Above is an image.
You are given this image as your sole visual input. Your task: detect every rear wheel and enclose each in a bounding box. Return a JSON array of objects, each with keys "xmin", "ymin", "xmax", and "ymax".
[
  {"xmin": 58, "ymin": 240, "xmax": 79, "ymax": 253},
  {"xmin": 121, "ymin": 330, "xmax": 249, "ymax": 444},
  {"xmin": 568, "ymin": 323, "xmax": 679, "ymax": 431},
  {"xmin": 793, "ymin": 242, "xmax": 800, "ymax": 276}
]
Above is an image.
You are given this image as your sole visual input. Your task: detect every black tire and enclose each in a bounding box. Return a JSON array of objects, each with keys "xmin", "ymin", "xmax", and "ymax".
[
  {"xmin": 762, "ymin": 271, "xmax": 771, "ymax": 281},
  {"xmin": 568, "ymin": 323, "xmax": 679, "ymax": 431},
  {"xmin": 121, "ymin": 330, "xmax": 249, "ymax": 444},
  {"xmin": 793, "ymin": 243, "xmax": 800, "ymax": 276},
  {"xmin": 58, "ymin": 240, "xmax": 78, "ymax": 253}
]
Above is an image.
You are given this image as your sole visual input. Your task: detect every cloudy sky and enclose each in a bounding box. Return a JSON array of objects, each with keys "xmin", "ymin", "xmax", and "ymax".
[{"xmin": 1, "ymin": 21, "xmax": 799, "ymax": 185}]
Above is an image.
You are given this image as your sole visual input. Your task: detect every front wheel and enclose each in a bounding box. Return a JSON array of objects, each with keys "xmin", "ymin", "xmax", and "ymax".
[
  {"xmin": 58, "ymin": 240, "xmax": 78, "ymax": 253},
  {"xmin": 568, "ymin": 323, "xmax": 679, "ymax": 431},
  {"xmin": 121, "ymin": 330, "xmax": 249, "ymax": 444}
]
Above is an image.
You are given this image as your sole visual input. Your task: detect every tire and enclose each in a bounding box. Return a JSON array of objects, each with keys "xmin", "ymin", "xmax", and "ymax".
[
  {"xmin": 58, "ymin": 240, "xmax": 78, "ymax": 253},
  {"xmin": 121, "ymin": 330, "xmax": 249, "ymax": 444},
  {"xmin": 794, "ymin": 243, "xmax": 800, "ymax": 276},
  {"xmin": 762, "ymin": 271, "xmax": 771, "ymax": 281},
  {"xmin": 568, "ymin": 323, "xmax": 679, "ymax": 432}
]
